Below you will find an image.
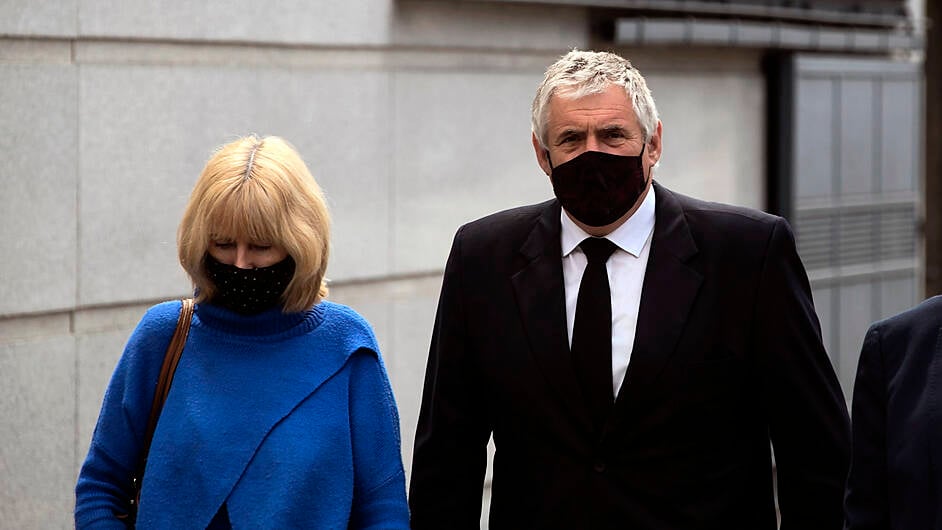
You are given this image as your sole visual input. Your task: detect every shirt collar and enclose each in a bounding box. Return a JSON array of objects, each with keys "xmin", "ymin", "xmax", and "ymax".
[{"xmin": 560, "ymin": 185, "xmax": 656, "ymax": 258}]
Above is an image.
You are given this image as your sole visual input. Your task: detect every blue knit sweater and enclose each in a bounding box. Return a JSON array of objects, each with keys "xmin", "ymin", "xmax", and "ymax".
[{"xmin": 75, "ymin": 300, "xmax": 409, "ymax": 529}]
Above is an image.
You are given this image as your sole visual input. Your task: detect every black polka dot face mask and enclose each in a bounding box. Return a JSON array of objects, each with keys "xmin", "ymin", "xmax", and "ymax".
[{"xmin": 204, "ymin": 254, "xmax": 296, "ymax": 315}]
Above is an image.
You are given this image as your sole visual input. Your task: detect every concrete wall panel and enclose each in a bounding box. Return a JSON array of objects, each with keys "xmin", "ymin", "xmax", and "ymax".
[
  {"xmin": 79, "ymin": 0, "xmax": 393, "ymax": 46},
  {"xmin": 649, "ymin": 71, "xmax": 765, "ymax": 209},
  {"xmin": 0, "ymin": 65, "xmax": 78, "ymax": 317},
  {"xmin": 392, "ymin": 70, "xmax": 552, "ymax": 273},
  {"xmin": 388, "ymin": 289, "xmax": 440, "ymax": 478},
  {"xmin": 0, "ymin": 336, "xmax": 75, "ymax": 530},
  {"xmin": 79, "ymin": 64, "xmax": 392, "ymax": 306},
  {"xmin": 0, "ymin": 1, "xmax": 77, "ymax": 38}
]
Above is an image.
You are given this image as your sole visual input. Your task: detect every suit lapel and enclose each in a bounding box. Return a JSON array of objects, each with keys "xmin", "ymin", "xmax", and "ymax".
[
  {"xmin": 511, "ymin": 200, "xmax": 591, "ymax": 428},
  {"xmin": 612, "ymin": 183, "xmax": 702, "ymax": 423}
]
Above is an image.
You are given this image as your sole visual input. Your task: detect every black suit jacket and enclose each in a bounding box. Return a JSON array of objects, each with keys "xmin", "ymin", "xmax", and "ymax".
[
  {"xmin": 844, "ymin": 295, "xmax": 942, "ymax": 529},
  {"xmin": 410, "ymin": 182, "xmax": 850, "ymax": 529}
]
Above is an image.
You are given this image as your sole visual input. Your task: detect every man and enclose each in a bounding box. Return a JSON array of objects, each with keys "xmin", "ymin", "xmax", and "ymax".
[
  {"xmin": 410, "ymin": 50, "xmax": 850, "ymax": 529},
  {"xmin": 844, "ymin": 295, "xmax": 942, "ymax": 529}
]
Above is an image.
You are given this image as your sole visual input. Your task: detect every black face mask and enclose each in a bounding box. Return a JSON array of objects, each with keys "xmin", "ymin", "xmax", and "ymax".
[
  {"xmin": 204, "ymin": 254, "xmax": 296, "ymax": 315},
  {"xmin": 548, "ymin": 144, "xmax": 648, "ymax": 227}
]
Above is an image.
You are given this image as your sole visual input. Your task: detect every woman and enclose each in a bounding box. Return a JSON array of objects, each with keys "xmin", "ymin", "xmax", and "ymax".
[{"xmin": 75, "ymin": 136, "xmax": 409, "ymax": 528}]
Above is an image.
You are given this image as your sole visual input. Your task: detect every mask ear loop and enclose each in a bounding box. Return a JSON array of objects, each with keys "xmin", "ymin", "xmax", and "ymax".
[{"xmin": 638, "ymin": 141, "xmax": 650, "ymax": 184}]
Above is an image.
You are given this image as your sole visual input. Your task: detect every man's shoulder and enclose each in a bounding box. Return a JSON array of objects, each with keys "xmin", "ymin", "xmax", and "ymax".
[
  {"xmin": 664, "ymin": 186, "xmax": 779, "ymax": 230},
  {"xmin": 873, "ymin": 295, "xmax": 942, "ymax": 337},
  {"xmin": 655, "ymin": 185, "xmax": 784, "ymax": 253}
]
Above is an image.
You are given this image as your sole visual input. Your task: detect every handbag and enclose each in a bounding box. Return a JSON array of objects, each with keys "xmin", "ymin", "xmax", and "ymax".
[{"xmin": 117, "ymin": 298, "xmax": 195, "ymax": 526}]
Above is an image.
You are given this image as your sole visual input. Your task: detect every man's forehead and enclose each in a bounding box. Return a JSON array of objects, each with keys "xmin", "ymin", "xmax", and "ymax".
[
  {"xmin": 546, "ymin": 101, "xmax": 636, "ymax": 131},
  {"xmin": 547, "ymin": 87, "xmax": 634, "ymax": 121}
]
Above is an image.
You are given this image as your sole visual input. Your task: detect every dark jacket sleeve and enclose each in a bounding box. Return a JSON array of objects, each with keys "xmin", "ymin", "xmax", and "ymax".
[
  {"xmin": 757, "ymin": 218, "xmax": 851, "ymax": 529},
  {"xmin": 409, "ymin": 227, "xmax": 493, "ymax": 530},
  {"xmin": 843, "ymin": 325, "xmax": 889, "ymax": 530}
]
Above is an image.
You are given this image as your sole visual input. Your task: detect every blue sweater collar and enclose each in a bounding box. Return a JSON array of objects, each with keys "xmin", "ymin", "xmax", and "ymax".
[{"xmin": 194, "ymin": 301, "xmax": 324, "ymax": 338}]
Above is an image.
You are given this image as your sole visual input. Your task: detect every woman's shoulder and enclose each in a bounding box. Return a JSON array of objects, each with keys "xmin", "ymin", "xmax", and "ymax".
[
  {"xmin": 121, "ymin": 300, "xmax": 190, "ymax": 355},
  {"xmin": 317, "ymin": 300, "xmax": 371, "ymax": 328},
  {"xmin": 313, "ymin": 300, "xmax": 380, "ymax": 352},
  {"xmin": 134, "ymin": 300, "xmax": 187, "ymax": 334}
]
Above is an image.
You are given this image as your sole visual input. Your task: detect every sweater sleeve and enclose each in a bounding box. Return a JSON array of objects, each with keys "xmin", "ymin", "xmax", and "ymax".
[
  {"xmin": 346, "ymin": 348, "xmax": 410, "ymax": 530},
  {"xmin": 75, "ymin": 303, "xmax": 178, "ymax": 529}
]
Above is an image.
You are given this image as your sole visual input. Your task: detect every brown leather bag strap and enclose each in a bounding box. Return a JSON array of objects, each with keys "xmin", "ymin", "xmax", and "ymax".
[
  {"xmin": 124, "ymin": 298, "xmax": 194, "ymax": 520},
  {"xmin": 140, "ymin": 298, "xmax": 194, "ymax": 472}
]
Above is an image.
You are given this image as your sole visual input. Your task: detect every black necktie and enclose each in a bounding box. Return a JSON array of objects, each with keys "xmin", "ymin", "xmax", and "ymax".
[{"xmin": 572, "ymin": 237, "xmax": 617, "ymax": 431}]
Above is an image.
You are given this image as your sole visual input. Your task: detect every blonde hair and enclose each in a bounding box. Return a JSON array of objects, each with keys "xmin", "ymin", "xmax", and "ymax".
[
  {"xmin": 531, "ymin": 50, "xmax": 659, "ymax": 149},
  {"xmin": 178, "ymin": 135, "xmax": 330, "ymax": 312}
]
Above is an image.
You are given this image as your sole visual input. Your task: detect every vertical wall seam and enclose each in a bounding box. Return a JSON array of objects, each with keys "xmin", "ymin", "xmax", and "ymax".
[
  {"xmin": 387, "ymin": 68, "xmax": 397, "ymax": 278},
  {"xmin": 72, "ymin": 31, "xmax": 81, "ymax": 479},
  {"xmin": 872, "ymin": 78, "xmax": 883, "ymax": 323},
  {"xmin": 386, "ymin": 66, "xmax": 397, "ymax": 372},
  {"xmin": 831, "ymin": 75, "xmax": 842, "ymax": 366}
]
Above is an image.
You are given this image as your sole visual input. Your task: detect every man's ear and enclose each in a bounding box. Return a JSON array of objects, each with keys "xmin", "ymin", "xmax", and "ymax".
[
  {"xmin": 647, "ymin": 120, "xmax": 663, "ymax": 166},
  {"xmin": 532, "ymin": 133, "xmax": 552, "ymax": 176}
]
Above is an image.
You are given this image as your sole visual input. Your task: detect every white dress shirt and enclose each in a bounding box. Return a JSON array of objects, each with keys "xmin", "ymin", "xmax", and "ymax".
[{"xmin": 560, "ymin": 186, "xmax": 656, "ymax": 399}]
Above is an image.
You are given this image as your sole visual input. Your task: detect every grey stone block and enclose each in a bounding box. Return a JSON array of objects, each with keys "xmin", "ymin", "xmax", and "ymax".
[
  {"xmin": 0, "ymin": 336, "xmax": 75, "ymax": 530},
  {"xmin": 78, "ymin": 64, "xmax": 391, "ymax": 306},
  {"xmin": 0, "ymin": 1, "xmax": 77, "ymax": 37},
  {"xmin": 0, "ymin": 313, "xmax": 71, "ymax": 342},
  {"xmin": 0, "ymin": 39, "xmax": 72, "ymax": 64},
  {"xmin": 392, "ymin": 71, "xmax": 551, "ymax": 274},
  {"xmin": 73, "ymin": 303, "xmax": 152, "ymax": 335},
  {"xmin": 648, "ymin": 71, "xmax": 764, "ymax": 209},
  {"xmin": 79, "ymin": 0, "xmax": 393, "ymax": 45},
  {"xmin": 0, "ymin": 65, "xmax": 78, "ymax": 317},
  {"xmin": 388, "ymin": 290, "xmax": 440, "ymax": 478}
]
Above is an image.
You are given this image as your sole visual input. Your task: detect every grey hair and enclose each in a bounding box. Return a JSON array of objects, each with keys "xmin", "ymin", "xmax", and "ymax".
[{"xmin": 531, "ymin": 50, "xmax": 659, "ymax": 149}]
